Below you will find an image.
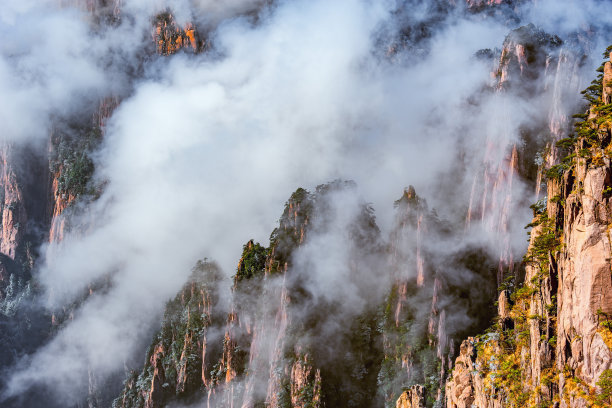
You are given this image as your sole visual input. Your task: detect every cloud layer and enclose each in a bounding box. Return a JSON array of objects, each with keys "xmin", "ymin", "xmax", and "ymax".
[{"xmin": 1, "ymin": 0, "xmax": 610, "ymax": 404}]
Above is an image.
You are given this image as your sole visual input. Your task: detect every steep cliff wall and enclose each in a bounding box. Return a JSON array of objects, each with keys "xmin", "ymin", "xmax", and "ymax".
[
  {"xmin": 0, "ymin": 92, "xmax": 118, "ymax": 305},
  {"xmin": 383, "ymin": 23, "xmax": 580, "ymax": 408},
  {"xmin": 0, "ymin": 98, "xmax": 120, "ymax": 408},
  {"xmin": 1, "ymin": 6, "xmax": 201, "ymax": 407},
  {"xmin": 381, "ymin": 184, "xmax": 504, "ymax": 408},
  {"xmin": 446, "ymin": 46, "xmax": 612, "ymax": 408},
  {"xmin": 114, "ymin": 261, "xmax": 223, "ymax": 408},
  {"xmin": 115, "ymin": 181, "xmax": 385, "ymax": 408}
]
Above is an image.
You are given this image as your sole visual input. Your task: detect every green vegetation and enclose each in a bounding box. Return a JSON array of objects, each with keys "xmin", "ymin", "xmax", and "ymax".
[
  {"xmin": 597, "ymin": 309, "xmax": 612, "ymax": 331},
  {"xmin": 378, "ymin": 284, "xmax": 442, "ymax": 408},
  {"xmin": 50, "ymin": 126, "xmax": 102, "ymax": 199},
  {"xmin": 544, "ymin": 157, "xmax": 573, "ymax": 181},
  {"xmin": 528, "ymin": 197, "xmax": 547, "ymax": 219},
  {"xmin": 474, "ymin": 200, "xmax": 563, "ymax": 406},
  {"xmin": 523, "ymin": 212, "xmax": 562, "ymax": 274},
  {"xmin": 112, "ymin": 260, "xmax": 221, "ymax": 408},
  {"xmin": 596, "ymin": 369, "xmax": 612, "ymax": 406},
  {"xmin": 234, "ymin": 240, "xmax": 268, "ymax": 283},
  {"xmin": 494, "ymin": 354, "xmax": 529, "ymax": 405},
  {"xmin": 549, "ymin": 194, "xmax": 564, "ymax": 205},
  {"xmin": 579, "ymin": 45, "xmax": 612, "ymax": 105},
  {"xmin": 545, "ymin": 295, "xmax": 557, "ymax": 315}
]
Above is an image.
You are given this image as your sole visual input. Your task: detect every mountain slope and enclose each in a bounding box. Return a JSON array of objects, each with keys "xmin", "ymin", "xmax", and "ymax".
[{"xmin": 446, "ymin": 46, "xmax": 612, "ymax": 408}]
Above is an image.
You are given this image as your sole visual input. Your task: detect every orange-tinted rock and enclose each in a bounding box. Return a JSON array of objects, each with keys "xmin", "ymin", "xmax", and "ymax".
[
  {"xmin": 447, "ymin": 50, "xmax": 612, "ymax": 408},
  {"xmin": 396, "ymin": 385, "xmax": 425, "ymax": 408},
  {"xmin": 0, "ymin": 146, "xmax": 27, "ymax": 260},
  {"xmin": 555, "ymin": 158, "xmax": 612, "ymax": 406},
  {"xmin": 145, "ymin": 344, "xmax": 167, "ymax": 408},
  {"xmin": 498, "ymin": 290, "xmax": 511, "ymax": 320},
  {"xmin": 154, "ymin": 14, "xmax": 201, "ymax": 56},
  {"xmin": 602, "ymin": 55, "xmax": 612, "ymax": 105},
  {"xmin": 290, "ymin": 354, "xmax": 321, "ymax": 408}
]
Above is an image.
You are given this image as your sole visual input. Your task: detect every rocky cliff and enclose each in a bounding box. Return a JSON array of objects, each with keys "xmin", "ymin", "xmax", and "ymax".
[
  {"xmin": 0, "ymin": 97, "xmax": 120, "ymax": 407},
  {"xmin": 114, "ymin": 181, "xmax": 386, "ymax": 408},
  {"xmin": 111, "ymin": 17, "xmax": 600, "ymax": 408},
  {"xmin": 0, "ymin": 6, "xmax": 205, "ymax": 406},
  {"xmin": 113, "ymin": 260, "xmax": 223, "ymax": 408},
  {"xmin": 379, "ymin": 187, "xmax": 500, "ymax": 407},
  {"xmin": 153, "ymin": 12, "xmax": 203, "ymax": 56},
  {"xmin": 385, "ymin": 22, "xmax": 583, "ymax": 408},
  {"xmin": 446, "ymin": 46, "xmax": 612, "ymax": 408}
]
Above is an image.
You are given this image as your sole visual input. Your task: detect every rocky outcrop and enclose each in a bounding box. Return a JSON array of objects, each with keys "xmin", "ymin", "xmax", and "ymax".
[
  {"xmin": 445, "ymin": 286, "xmax": 516, "ymax": 408},
  {"xmin": 48, "ymin": 97, "xmax": 118, "ymax": 243},
  {"xmin": 145, "ymin": 344, "xmax": 167, "ymax": 408},
  {"xmin": 113, "ymin": 261, "xmax": 223, "ymax": 408},
  {"xmin": 382, "ymin": 187, "xmax": 501, "ymax": 408},
  {"xmin": 396, "ymin": 385, "xmax": 426, "ymax": 408},
  {"xmin": 289, "ymin": 353, "xmax": 322, "ymax": 408},
  {"xmin": 154, "ymin": 12, "xmax": 203, "ymax": 56},
  {"xmin": 445, "ymin": 336, "xmax": 505, "ymax": 408},
  {"xmin": 0, "ymin": 143, "xmax": 59, "ymax": 406},
  {"xmin": 602, "ymin": 52, "xmax": 612, "ymax": 105},
  {"xmin": 496, "ymin": 24, "xmax": 562, "ymax": 90},
  {"xmin": 445, "ymin": 47, "xmax": 612, "ymax": 408},
  {"xmin": 115, "ymin": 182, "xmax": 385, "ymax": 408},
  {"xmin": 0, "ymin": 146, "xmax": 28, "ymax": 261},
  {"xmin": 381, "ymin": 188, "xmax": 449, "ymax": 407},
  {"xmin": 553, "ymin": 67, "xmax": 612, "ymax": 407},
  {"xmin": 0, "ymin": 142, "xmax": 49, "ymax": 312}
]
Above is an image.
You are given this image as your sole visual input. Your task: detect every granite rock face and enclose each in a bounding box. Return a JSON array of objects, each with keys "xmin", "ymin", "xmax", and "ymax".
[
  {"xmin": 396, "ymin": 385, "xmax": 426, "ymax": 408},
  {"xmin": 446, "ymin": 50, "xmax": 612, "ymax": 408}
]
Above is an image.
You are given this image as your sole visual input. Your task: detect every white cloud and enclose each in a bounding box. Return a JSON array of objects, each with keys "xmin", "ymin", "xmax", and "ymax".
[{"xmin": 2, "ymin": 0, "xmax": 609, "ymax": 404}]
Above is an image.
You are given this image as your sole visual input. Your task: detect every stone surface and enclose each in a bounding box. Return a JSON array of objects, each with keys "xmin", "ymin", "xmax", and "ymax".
[
  {"xmin": 446, "ymin": 50, "xmax": 612, "ymax": 408},
  {"xmin": 396, "ymin": 385, "xmax": 426, "ymax": 408}
]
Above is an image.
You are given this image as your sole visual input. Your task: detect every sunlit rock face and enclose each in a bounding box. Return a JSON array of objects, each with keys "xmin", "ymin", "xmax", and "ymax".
[
  {"xmin": 0, "ymin": 147, "xmax": 28, "ymax": 261},
  {"xmin": 153, "ymin": 13, "xmax": 203, "ymax": 56},
  {"xmin": 396, "ymin": 385, "xmax": 426, "ymax": 408},
  {"xmin": 604, "ymin": 53, "xmax": 612, "ymax": 105},
  {"xmin": 445, "ymin": 50, "xmax": 612, "ymax": 408}
]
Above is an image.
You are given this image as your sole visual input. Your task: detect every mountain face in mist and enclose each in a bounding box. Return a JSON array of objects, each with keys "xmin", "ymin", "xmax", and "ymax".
[
  {"xmin": 1, "ymin": 0, "xmax": 612, "ymax": 408},
  {"xmin": 446, "ymin": 48, "xmax": 612, "ymax": 408},
  {"xmin": 114, "ymin": 181, "xmax": 386, "ymax": 408}
]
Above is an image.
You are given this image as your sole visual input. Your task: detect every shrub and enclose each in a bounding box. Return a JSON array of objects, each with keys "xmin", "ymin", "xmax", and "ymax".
[{"xmin": 596, "ymin": 369, "xmax": 612, "ymax": 405}]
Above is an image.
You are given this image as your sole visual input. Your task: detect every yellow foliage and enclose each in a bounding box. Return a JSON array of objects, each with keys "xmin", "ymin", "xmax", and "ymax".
[
  {"xmin": 592, "ymin": 150, "xmax": 605, "ymax": 167},
  {"xmin": 597, "ymin": 327, "xmax": 612, "ymax": 350}
]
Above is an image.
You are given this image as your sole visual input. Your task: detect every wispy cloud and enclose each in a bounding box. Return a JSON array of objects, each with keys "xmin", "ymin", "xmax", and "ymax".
[{"xmin": 1, "ymin": 0, "xmax": 609, "ymax": 404}]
